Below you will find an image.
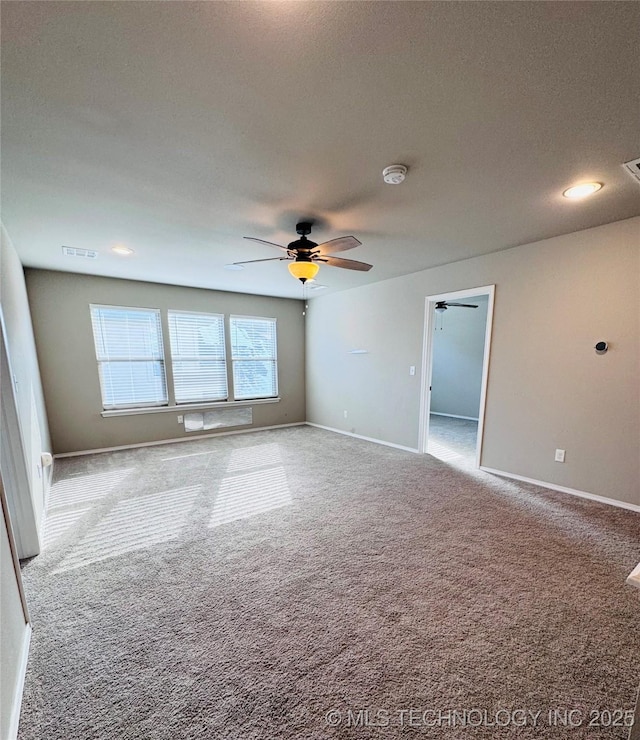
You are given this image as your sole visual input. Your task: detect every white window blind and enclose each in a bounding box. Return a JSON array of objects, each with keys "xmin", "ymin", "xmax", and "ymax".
[
  {"xmin": 168, "ymin": 310, "xmax": 228, "ymax": 403},
  {"xmin": 230, "ymin": 316, "xmax": 278, "ymax": 400},
  {"xmin": 90, "ymin": 305, "xmax": 168, "ymax": 409}
]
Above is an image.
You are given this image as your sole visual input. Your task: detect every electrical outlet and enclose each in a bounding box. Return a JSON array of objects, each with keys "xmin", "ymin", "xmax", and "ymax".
[
  {"xmin": 343, "ymin": 410, "xmax": 348, "ymax": 419},
  {"xmin": 177, "ymin": 415, "xmax": 184, "ymax": 424},
  {"xmin": 555, "ymin": 449, "xmax": 565, "ymax": 463}
]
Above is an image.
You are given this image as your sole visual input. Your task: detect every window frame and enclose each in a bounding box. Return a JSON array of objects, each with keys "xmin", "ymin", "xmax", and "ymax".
[
  {"xmin": 167, "ymin": 309, "xmax": 229, "ymax": 405},
  {"xmin": 89, "ymin": 306, "xmax": 282, "ymax": 416},
  {"xmin": 229, "ymin": 315, "xmax": 279, "ymax": 401},
  {"xmin": 89, "ymin": 304, "xmax": 168, "ymax": 411}
]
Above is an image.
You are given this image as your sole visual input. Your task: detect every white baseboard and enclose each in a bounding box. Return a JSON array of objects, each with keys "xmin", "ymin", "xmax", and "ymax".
[
  {"xmin": 480, "ymin": 466, "xmax": 640, "ymax": 513},
  {"xmin": 8, "ymin": 624, "xmax": 31, "ymax": 740},
  {"xmin": 306, "ymin": 423, "xmax": 419, "ymax": 454},
  {"xmin": 430, "ymin": 412, "xmax": 479, "ymax": 421},
  {"xmin": 54, "ymin": 422, "xmax": 307, "ymax": 458}
]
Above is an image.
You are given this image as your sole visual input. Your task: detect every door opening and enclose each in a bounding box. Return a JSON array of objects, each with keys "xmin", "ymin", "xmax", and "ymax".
[{"xmin": 418, "ymin": 285, "xmax": 495, "ymax": 467}]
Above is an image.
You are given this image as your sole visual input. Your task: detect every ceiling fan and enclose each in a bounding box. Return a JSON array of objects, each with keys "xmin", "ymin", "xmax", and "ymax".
[
  {"xmin": 232, "ymin": 221, "xmax": 373, "ymax": 283},
  {"xmin": 435, "ymin": 300, "xmax": 478, "ymax": 313}
]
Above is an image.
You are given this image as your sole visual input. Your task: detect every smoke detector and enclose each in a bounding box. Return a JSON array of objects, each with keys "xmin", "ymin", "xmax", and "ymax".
[{"xmin": 382, "ymin": 164, "xmax": 408, "ymax": 185}]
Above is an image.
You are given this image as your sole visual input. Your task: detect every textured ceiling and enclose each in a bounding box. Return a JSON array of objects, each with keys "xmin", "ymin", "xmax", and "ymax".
[{"xmin": 2, "ymin": 1, "xmax": 639, "ymax": 299}]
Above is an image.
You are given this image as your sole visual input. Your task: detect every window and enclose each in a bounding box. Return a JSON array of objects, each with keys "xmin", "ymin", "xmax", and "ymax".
[
  {"xmin": 167, "ymin": 310, "xmax": 228, "ymax": 403},
  {"xmin": 90, "ymin": 306, "xmax": 279, "ymax": 412},
  {"xmin": 230, "ymin": 316, "xmax": 278, "ymax": 400},
  {"xmin": 90, "ymin": 305, "xmax": 167, "ymax": 409}
]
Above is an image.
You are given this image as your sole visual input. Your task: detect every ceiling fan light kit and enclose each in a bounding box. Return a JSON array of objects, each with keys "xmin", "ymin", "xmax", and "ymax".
[{"xmin": 288, "ymin": 260, "xmax": 319, "ymax": 284}]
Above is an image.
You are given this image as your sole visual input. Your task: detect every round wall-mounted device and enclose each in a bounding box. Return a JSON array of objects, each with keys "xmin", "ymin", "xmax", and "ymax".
[
  {"xmin": 594, "ymin": 341, "xmax": 608, "ymax": 354},
  {"xmin": 382, "ymin": 164, "xmax": 408, "ymax": 184}
]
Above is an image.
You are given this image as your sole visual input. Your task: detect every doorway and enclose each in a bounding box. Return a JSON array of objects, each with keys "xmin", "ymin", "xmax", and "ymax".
[{"xmin": 418, "ymin": 285, "xmax": 495, "ymax": 467}]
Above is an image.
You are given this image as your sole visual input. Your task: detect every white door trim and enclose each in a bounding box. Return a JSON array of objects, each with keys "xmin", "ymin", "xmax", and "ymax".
[
  {"xmin": 0, "ymin": 309, "xmax": 41, "ymax": 557},
  {"xmin": 1, "ymin": 467, "xmax": 32, "ymax": 740},
  {"xmin": 418, "ymin": 285, "xmax": 496, "ymax": 468}
]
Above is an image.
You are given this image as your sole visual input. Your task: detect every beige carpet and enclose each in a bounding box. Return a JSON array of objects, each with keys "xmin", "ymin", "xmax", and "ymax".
[{"xmin": 18, "ymin": 425, "xmax": 640, "ymax": 739}]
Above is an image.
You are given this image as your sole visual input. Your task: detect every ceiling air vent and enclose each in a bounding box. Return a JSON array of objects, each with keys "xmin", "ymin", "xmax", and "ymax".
[
  {"xmin": 622, "ymin": 158, "xmax": 640, "ymax": 185},
  {"xmin": 62, "ymin": 246, "xmax": 98, "ymax": 259}
]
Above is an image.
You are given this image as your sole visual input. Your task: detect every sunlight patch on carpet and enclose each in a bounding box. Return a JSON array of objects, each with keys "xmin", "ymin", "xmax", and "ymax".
[
  {"xmin": 209, "ymin": 467, "xmax": 290, "ymax": 527},
  {"xmin": 43, "ymin": 507, "xmax": 91, "ymax": 549},
  {"xmin": 226, "ymin": 442, "xmax": 282, "ymax": 472},
  {"xmin": 428, "ymin": 439, "xmax": 467, "ymax": 464},
  {"xmin": 47, "ymin": 468, "xmax": 134, "ymax": 508},
  {"xmin": 161, "ymin": 449, "xmax": 218, "ymax": 461},
  {"xmin": 54, "ymin": 485, "xmax": 200, "ymax": 573}
]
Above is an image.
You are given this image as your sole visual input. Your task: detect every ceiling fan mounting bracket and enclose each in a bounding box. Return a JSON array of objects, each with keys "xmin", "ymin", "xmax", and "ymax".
[{"xmin": 296, "ymin": 221, "xmax": 313, "ymax": 237}]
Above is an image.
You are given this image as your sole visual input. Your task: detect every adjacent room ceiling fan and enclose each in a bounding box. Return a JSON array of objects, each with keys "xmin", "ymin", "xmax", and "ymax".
[
  {"xmin": 435, "ymin": 300, "xmax": 478, "ymax": 313},
  {"xmin": 232, "ymin": 221, "xmax": 373, "ymax": 283}
]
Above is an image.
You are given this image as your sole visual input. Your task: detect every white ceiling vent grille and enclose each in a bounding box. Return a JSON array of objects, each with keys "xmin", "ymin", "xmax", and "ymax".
[
  {"xmin": 622, "ymin": 158, "xmax": 640, "ymax": 185},
  {"xmin": 62, "ymin": 246, "xmax": 98, "ymax": 259}
]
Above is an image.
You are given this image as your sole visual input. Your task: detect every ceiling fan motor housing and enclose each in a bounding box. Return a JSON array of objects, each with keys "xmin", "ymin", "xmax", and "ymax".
[
  {"xmin": 288, "ymin": 238, "xmax": 317, "ymax": 253},
  {"xmin": 289, "ymin": 222, "xmax": 319, "ymax": 253}
]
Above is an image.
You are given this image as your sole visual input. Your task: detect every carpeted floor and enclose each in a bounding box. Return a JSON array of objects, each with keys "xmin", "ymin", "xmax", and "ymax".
[
  {"xmin": 18, "ymin": 425, "xmax": 640, "ymax": 739},
  {"xmin": 428, "ymin": 415, "xmax": 478, "ymax": 465}
]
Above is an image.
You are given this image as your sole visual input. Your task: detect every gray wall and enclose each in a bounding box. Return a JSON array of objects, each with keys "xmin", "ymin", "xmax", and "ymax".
[
  {"xmin": 1, "ymin": 226, "xmax": 51, "ymax": 553},
  {"xmin": 431, "ymin": 295, "xmax": 488, "ymax": 419},
  {"xmin": 306, "ymin": 217, "xmax": 640, "ymax": 507},
  {"xmin": 26, "ymin": 270, "xmax": 306, "ymax": 454}
]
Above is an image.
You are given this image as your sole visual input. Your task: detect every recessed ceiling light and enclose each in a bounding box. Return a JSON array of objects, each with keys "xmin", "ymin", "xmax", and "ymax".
[
  {"xmin": 562, "ymin": 182, "xmax": 603, "ymax": 199},
  {"xmin": 111, "ymin": 245, "xmax": 134, "ymax": 255},
  {"xmin": 224, "ymin": 263, "xmax": 244, "ymax": 271}
]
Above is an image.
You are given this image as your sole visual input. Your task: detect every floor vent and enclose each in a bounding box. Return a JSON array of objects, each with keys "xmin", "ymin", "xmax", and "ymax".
[
  {"xmin": 622, "ymin": 158, "xmax": 640, "ymax": 185},
  {"xmin": 62, "ymin": 246, "xmax": 98, "ymax": 259}
]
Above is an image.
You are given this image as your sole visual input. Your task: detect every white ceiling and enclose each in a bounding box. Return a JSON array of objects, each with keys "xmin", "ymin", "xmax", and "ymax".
[{"xmin": 2, "ymin": 1, "xmax": 639, "ymax": 300}]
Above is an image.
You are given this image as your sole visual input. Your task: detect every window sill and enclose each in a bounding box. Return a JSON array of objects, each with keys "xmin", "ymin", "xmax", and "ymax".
[{"xmin": 101, "ymin": 398, "xmax": 281, "ymax": 418}]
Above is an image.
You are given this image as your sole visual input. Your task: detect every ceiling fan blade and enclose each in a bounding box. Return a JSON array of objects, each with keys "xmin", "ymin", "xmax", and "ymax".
[
  {"xmin": 446, "ymin": 303, "xmax": 478, "ymax": 308},
  {"xmin": 243, "ymin": 237, "xmax": 289, "ymax": 252},
  {"xmin": 316, "ymin": 255, "xmax": 372, "ymax": 272},
  {"xmin": 315, "ymin": 235, "xmax": 362, "ymax": 255},
  {"xmin": 232, "ymin": 257, "xmax": 291, "ymax": 265}
]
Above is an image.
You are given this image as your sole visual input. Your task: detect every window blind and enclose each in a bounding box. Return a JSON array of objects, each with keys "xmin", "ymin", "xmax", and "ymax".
[
  {"xmin": 230, "ymin": 316, "xmax": 278, "ymax": 400},
  {"xmin": 167, "ymin": 310, "xmax": 228, "ymax": 403},
  {"xmin": 90, "ymin": 305, "xmax": 168, "ymax": 409}
]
